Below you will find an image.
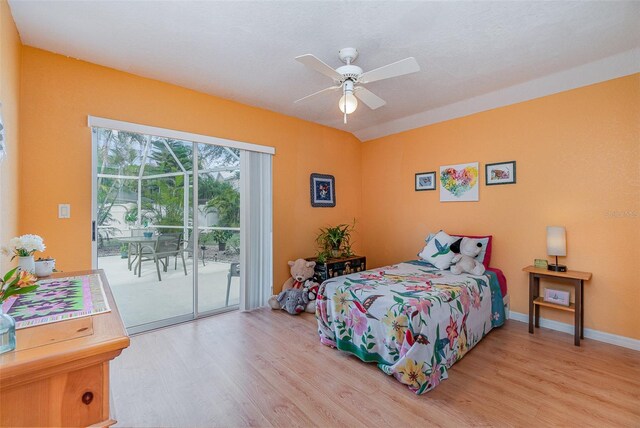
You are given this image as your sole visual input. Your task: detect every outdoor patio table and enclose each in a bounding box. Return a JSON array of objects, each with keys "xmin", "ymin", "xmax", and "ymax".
[{"xmin": 117, "ymin": 236, "xmax": 158, "ymax": 277}]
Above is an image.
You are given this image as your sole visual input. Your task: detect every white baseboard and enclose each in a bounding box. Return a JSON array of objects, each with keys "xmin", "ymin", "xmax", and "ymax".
[{"xmin": 508, "ymin": 311, "xmax": 640, "ymax": 351}]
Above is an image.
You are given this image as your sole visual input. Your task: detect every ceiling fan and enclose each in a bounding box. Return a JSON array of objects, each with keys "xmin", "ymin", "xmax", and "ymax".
[{"xmin": 294, "ymin": 48, "xmax": 420, "ymax": 124}]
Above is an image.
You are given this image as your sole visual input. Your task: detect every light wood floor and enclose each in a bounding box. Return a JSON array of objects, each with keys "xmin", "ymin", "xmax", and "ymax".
[{"xmin": 111, "ymin": 308, "xmax": 640, "ymax": 427}]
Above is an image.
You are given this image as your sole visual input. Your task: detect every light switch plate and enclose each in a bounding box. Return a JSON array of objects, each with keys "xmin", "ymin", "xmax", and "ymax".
[{"xmin": 58, "ymin": 204, "xmax": 71, "ymax": 219}]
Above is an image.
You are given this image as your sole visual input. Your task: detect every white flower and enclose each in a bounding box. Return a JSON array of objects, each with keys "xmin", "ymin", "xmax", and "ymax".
[
  {"xmin": 21, "ymin": 234, "xmax": 46, "ymax": 252},
  {"xmin": 8, "ymin": 237, "xmax": 21, "ymax": 251},
  {"xmin": 6, "ymin": 234, "xmax": 45, "ymax": 256}
]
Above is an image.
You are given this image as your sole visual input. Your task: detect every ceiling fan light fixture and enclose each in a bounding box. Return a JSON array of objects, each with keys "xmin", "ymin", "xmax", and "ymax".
[
  {"xmin": 339, "ymin": 91, "xmax": 358, "ymax": 114},
  {"xmin": 295, "ymin": 48, "xmax": 421, "ymax": 119}
]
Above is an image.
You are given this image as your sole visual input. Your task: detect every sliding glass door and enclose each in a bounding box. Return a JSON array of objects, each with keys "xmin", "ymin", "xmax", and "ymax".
[
  {"xmin": 196, "ymin": 143, "xmax": 241, "ymax": 313},
  {"xmin": 92, "ymin": 127, "xmax": 241, "ymax": 333}
]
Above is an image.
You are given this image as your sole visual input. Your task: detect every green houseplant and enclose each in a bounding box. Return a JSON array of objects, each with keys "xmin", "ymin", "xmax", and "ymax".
[
  {"xmin": 0, "ymin": 267, "xmax": 38, "ymax": 354},
  {"xmin": 212, "ymin": 230, "xmax": 233, "ymax": 251},
  {"xmin": 315, "ymin": 221, "xmax": 355, "ymax": 262}
]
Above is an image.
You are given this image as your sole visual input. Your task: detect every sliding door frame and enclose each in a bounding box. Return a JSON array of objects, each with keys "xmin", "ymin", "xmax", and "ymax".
[{"xmin": 90, "ymin": 116, "xmax": 274, "ymax": 333}]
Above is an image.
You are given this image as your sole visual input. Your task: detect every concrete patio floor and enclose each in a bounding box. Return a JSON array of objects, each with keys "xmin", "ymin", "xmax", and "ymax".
[{"xmin": 98, "ymin": 255, "xmax": 239, "ymax": 329}]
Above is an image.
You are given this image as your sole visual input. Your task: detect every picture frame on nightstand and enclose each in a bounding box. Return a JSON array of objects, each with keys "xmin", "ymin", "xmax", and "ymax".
[
  {"xmin": 544, "ymin": 288, "xmax": 571, "ymax": 306},
  {"xmin": 534, "ymin": 259, "xmax": 548, "ymax": 269}
]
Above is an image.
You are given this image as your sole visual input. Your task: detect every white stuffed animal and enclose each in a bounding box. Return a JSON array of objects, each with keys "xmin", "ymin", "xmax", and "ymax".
[{"xmin": 449, "ymin": 237, "xmax": 486, "ymax": 276}]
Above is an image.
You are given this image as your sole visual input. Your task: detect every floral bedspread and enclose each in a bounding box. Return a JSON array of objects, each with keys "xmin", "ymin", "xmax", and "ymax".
[{"xmin": 316, "ymin": 261, "xmax": 505, "ymax": 394}]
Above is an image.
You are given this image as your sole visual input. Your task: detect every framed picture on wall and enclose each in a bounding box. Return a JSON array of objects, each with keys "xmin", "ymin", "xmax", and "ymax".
[
  {"xmin": 486, "ymin": 161, "xmax": 516, "ymax": 185},
  {"xmin": 415, "ymin": 172, "xmax": 436, "ymax": 191},
  {"xmin": 310, "ymin": 173, "xmax": 336, "ymax": 207},
  {"xmin": 439, "ymin": 162, "xmax": 479, "ymax": 202}
]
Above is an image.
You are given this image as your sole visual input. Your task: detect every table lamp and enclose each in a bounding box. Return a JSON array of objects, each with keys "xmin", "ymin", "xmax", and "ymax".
[{"xmin": 547, "ymin": 226, "xmax": 567, "ymax": 272}]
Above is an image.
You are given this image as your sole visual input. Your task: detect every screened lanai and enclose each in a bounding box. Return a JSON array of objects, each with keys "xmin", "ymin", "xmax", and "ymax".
[{"xmin": 94, "ymin": 128, "xmax": 242, "ymax": 333}]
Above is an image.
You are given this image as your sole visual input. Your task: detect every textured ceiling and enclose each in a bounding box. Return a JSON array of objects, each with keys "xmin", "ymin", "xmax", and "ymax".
[{"xmin": 8, "ymin": 1, "xmax": 640, "ymax": 140}]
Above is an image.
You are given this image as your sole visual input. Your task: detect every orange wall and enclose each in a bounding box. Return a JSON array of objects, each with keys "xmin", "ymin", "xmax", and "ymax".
[
  {"xmin": 361, "ymin": 74, "xmax": 640, "ymax": 339},
  {"xmin": 0, "ymin": 0, "xmax": 21, "ymax": 273},
  {"xmin": 18, "ymin": 47, "xmax": 362, "ymax": 292},
  {"xmin": 13, "ymin": 31, "xmax": 640, "ymax": 339}
]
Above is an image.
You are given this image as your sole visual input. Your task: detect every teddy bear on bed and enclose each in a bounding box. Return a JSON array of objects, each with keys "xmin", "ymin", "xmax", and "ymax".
[
  {"xmin": 268, "ymin": 258, "xmax": 319, "ymax": 314},
  {"xmin": 449, "ymin": 237, "xmax": 486, "ymax": 276}
]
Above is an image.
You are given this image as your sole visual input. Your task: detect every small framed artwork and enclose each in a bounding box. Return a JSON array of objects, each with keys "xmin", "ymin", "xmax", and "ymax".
[
  {"xmin": 486, "ymin": 161, "xmax": 516, "ymax": 185},
  {"xmin": 310, "ymin": 173, "xmax": 336, "ymax": 207},
  {"xmin": 544, "ymin": 288, "xmax": 570, "ymax": 306},
  {"xmin": 415, "ymin": 172, "xmax": 436, "ymax": 191}
]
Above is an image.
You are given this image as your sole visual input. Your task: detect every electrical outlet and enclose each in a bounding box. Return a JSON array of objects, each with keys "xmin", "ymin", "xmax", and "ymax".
[{"xmin": 58, "ymin": 204, "xmax": 71, "ymax": 219}]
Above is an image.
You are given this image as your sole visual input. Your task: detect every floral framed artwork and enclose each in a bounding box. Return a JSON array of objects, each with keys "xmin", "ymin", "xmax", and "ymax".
[
  {"xmin": 486, "ymin": 161, "xmax": 516, "ymax": 185},
  {"xmin": 415, "ymin": 172, "xmax": 436, "ymax": 191},
  {"xmin": 439, "ymin": 162, "xmax": 479, "ymax": 202},
  {"xmin": 310, "ymin": 173, "xmax": 336, "ymax": 207}
]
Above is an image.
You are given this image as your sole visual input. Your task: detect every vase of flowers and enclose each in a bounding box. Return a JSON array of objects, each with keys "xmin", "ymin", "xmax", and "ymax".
[
  {"xmin": 0, "ymin": 306, "xmax": 16, "ymax": 354},
  {"xmin": 18, "ymin": 257, "xmax": 35, "ymax": 274},
  {"xmin": 5, "ymin": 234, "xmax": 46, "ymax": 274},
  {"xmin": 0, "ymin": 267, "xmax": 38, "ymax": 354}
]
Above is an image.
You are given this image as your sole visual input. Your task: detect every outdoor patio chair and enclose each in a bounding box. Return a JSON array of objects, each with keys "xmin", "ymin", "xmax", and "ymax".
[
  {"xmin": 136, "ymin": 233, "xmax": 187, "ymax": 281},
  {"xmin": 183, "ymin": 233, "xmax": 207, "ymax": 267},
  {"xmin": 225, "ymin": 262, "xmax": 240, "ymax": 306}
]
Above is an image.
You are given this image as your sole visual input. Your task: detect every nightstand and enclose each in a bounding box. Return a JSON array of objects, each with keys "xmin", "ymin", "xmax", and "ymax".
[{"xmin": 523, "ymin": 265, "xmax": 592, "ymax": 346}]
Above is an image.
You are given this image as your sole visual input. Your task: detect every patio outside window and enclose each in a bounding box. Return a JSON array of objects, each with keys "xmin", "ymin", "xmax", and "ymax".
[{"xmin": 93, "ymin": 127, "xmax": 247, "ymax": 333}]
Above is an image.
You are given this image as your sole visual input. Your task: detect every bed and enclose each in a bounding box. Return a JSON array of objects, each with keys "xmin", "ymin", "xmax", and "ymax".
[{"xmin": 315, "ymin": 260, "xmax": 507, "ymax": 394}]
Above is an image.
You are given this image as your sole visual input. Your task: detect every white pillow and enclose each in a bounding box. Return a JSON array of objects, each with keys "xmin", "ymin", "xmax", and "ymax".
[{"xmin": 418, "ymin": 230, "xmax": 456, "ymax": 270}]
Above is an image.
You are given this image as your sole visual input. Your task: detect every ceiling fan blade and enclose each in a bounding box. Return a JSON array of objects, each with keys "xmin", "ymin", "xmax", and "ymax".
[
  {"xmin": 294, "ymin": 85, "xmax": 341, "ymax": 104},
  {"xmin": 295, "ymin": 54, "xmax": 343, "ymax": 81},
  {"xmin": 354, "ymin": 87, "xmax": 386, "ymax": 110},
  {"xmin": 359, "ymin": 57, "xmax": 420, "ymax": 84}
]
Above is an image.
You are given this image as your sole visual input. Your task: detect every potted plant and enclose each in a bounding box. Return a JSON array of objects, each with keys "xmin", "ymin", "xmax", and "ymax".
[
  {"xmin": 212, "ymin": 230, "xmax": 233, "ymax": 251},
  {"xmin": 315, "ymin": 221, "xmax": 355, "ymax": 260},
  {"xmin": 34, "ymin": 257, "xmax": 56, "ymax": 277},
  {"xmin": 0, "ymin": 267, "xmax": 38, "ymax": 354},
  {"xmin": 142, "ymin": 218, "xmax": 154, "ymax": 238},
  {"xmin": 120, "ymin": 244, "xmax": 128, "ymax": 259}
]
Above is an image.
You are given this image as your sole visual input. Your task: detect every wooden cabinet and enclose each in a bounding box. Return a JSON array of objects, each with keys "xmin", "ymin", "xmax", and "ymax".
[
  {"xmin": 306, "ymin": 255, "xmax": 367, "ymax": 283},
  {"xmin": 0, "ymin": 270, "xmax": 129, "ymax": 427}
]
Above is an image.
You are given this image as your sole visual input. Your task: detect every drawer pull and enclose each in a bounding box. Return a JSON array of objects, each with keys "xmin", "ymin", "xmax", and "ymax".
[{"xmin": 82, "ymin": 391, "xmax": 94, "ymax": 405}]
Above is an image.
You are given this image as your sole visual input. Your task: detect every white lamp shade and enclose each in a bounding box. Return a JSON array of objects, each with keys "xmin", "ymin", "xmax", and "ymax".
[
  {"xmin": 546, "ymin": 226, "xmax": 567, "ymax": 256},
  {"xmin": 338, "ymin": 92, "xmax": 358, "ymax": 114}
]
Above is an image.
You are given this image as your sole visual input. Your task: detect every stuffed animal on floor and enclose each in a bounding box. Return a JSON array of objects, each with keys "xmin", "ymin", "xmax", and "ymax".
[
  {"xmin": 302, "ymin": 280, "xmax": 320, "ymax": 314},
  {"xmin": 268, "ymin": 258, "xmax": 319, "ymax": 314},
  {"xmin": 450, "ymin": 237, "xmax": 486, "ymax": 276},
  {"xmin": 275, "ymin": 288, "xmax": 310, "ymax": 315}
]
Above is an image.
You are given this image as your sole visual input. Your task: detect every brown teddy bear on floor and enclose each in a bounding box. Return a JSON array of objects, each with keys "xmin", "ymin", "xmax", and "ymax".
[{"xmin": 268, "ymin": 258, "xmax": 319, "ymax": 314}]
